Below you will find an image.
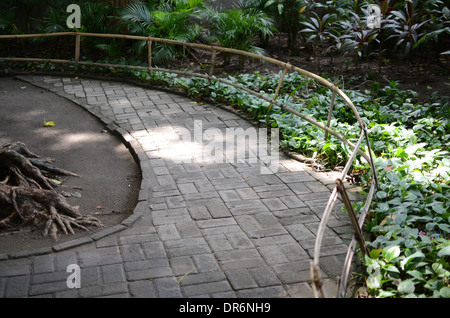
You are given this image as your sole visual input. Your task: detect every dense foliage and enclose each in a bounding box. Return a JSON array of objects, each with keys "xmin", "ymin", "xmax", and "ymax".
[{"xmin": 1, "ymin": 0, "xmax": 448, "ymax": 62}]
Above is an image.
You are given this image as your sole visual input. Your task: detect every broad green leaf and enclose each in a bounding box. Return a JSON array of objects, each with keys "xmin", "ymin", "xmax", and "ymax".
[
  {"xmin": 437, "ymin": 245, "xmax": 450, "ymax": 258},
  {"xmin": 398, "ymin": 279, "xmax": 415, "ymax": 294},
  {"xmin": 370, "ymin": 249, "xmax": 382, "ymax": 259},
  {"xmin": 407, "ymin": 270, "xmax": 424, "ymax": 281},
  {"xmin": 430, "ymin": 202, "xmax": 446, "ymax": 214},
  {"xmin": 378, "ymin": 290, "xmax": 396, "ymax": 298},
  {"xmin": 376, "ymin": 190, "xmax": 387, "ymax": 199},
  {"xmin": 386, "ymin": 264, "xmax": 400, "ymax": 274},
  {"xmin": 432, "ymin": 263, "xmax": 450, "ymax": 277},
  {"xmin": 383, "ymin": 245, "xmax": 400, "ymax": 262},
  {"xmin": 440, "ymin": 287, "xmax": 450, "ymax": 298},
  {"xmin": 367, "ymin": 273, "xmax": 381, "ymax": 289},
  {"xmin": 400, "ymin": 251, "xmax": 425, "ymax": 270},
  {"xmin": 378, "ymin": 202, "xmax": 390, "ymax": 213}
]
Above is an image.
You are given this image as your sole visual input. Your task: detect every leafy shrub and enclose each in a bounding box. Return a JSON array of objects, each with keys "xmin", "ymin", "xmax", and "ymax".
[
  {"xmin": 119, "ymin": 0, "xmax": 206, "ymax": 65},
  {"xmin": 201, "ymin": 5, "xmax": 275, "ymax": 68}
]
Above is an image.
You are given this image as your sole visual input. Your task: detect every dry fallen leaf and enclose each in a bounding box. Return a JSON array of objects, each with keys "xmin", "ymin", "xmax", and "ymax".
[{"xmin": 43, "ymin": 120, "xmax": 55, "ymax": 127}]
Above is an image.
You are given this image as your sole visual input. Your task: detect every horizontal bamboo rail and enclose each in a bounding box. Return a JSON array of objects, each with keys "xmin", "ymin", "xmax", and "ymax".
[{"xmin": 0, "ymin": 32, "xmax": 379, "ymax": 297}]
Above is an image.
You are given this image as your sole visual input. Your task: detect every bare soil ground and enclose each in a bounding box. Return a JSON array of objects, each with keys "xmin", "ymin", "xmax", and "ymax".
[{"xmin": 0, "ymin": 77, "xmax": 140, "ymax": 255}]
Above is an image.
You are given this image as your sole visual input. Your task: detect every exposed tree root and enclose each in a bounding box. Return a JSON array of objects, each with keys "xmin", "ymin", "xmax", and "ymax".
[{"xmin": 0, "ymin": 141, "xmax": 104, "ymax": 240}]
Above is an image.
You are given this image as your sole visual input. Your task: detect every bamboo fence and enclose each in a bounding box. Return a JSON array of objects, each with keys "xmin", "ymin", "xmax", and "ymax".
[{"xmin": 0, "ymin": 31, "xmax": 380, "ymax": 297}]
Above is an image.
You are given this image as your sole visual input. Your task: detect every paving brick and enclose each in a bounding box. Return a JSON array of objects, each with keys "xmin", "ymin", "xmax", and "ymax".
[
  {"xmin": 126, "ymin": 266, "xmax": 173, "ymax": 281},
  {"xmin": 164, "ymin": 237, "xmax": 211, "ymax": 258},
  {"xmin": 273, "ymin": 261, "xmax": 312, "ymax": 284},
  {"xmin": 177, "ymin": 182, "xmax": 198, "ymax": 194},
  {"xmin": 257, "ymin": 245, "xmax": 289, "ymax": 266},
  {"xmin": 226, "ymin": 232, "xmax": 254, "ymax": 249},
  {"xmin": 215, "ymin": 250, "xmax": 266, "ymax": 270},
  {"xmin": 120, "ymin": 244, "xmax": 145, "ymax": 262},
  {"xmin": 4, "ymin": 275, "xmax": 30, "ymax": 297},
  {"xmin": 129, "ymin": 280, "xmax": 157, "ymax": 297},
  {"xmin": 154, "ymin": 277, "xmax": 183, "ymax": 297},
  {"xmin": 187, "ymin": 205, "xmax": 211, "ymax": 220},
  {"xmin": 156, "ymin": 224, "xmax": 181, "ymax": 241},
  {"xmin": 249, "ymin": 266, "xmax": 281, "ymax": 287},
  {"xmin": 176, "ymin": 221, "xmax": 202, "ymax": 238},
  {"xmin": 285, "ymin": 282, "xmax": 315, "ymax": 297},
  {"xmin": 252, "ymin": 234, "xmax": 297, "ymax": 247},
  {"xmin": 201, "ymin": 224, "xmax": 242, "ymax": 237},
  {"xmin": 182, "ymin": 280, "xmax": 232, "ymax": 297},
  {"xmin": 207, "ymin": 201, "xmax": 232, "ymax": 218},
  {"xmin": 192, "ymin": 254, "xmax": 220, "ymax": 273},
  {"xmin": 304, "ymin": 181, "xmax": 330, "ymax": 193},
  {"xmin": 285, "ymin": 223, "xmax": 316, "ymax": 243},
  {"xmin": 141, "ymin": 241, "xmax": 167, "ymax": 259},
  {"xmin": 236, "ymin": 285, "xmax": 288, "ymax": 298},
  {"xmin": 261, "ymin": 198, "xmax": 288, "ymax": 211},
  {"xmin": 102, "ymin": 264, "xmax": 126, "ymax": 284},
  {"xmin": 78, "ymin": 247, "xmax": 122, "ymax": 267},
  {"xmin": 152, "ymin": 208, "xmax": 191, "ymax": 225},
  {"xmin": 286, "ymin": 182, "xmax": 312, "ymax": 195},
  {"xmin": 205, "ymin": 234, "xmax": 233, "ymax": 252},
  {"xmin": 170, "ymin": 256, "xmax": 196, "ymax": 276},
  {"xmin": 227, "ymin": 199, "xmax": 270, "ymax": 215},
  {"xmin": 32, "ymin": 254, "xmax": 55, "ymax": 274},
  {"xmin": 218, "ymin": 189, "xmax": 240, "ymax": 202},
  {"xmin": 236, "ymin": 187, "xmax": 259, "ymax": 200},
  {"xmin": 279, "ymin": 196, "xmax": 307, "ymax": 208},
  {"xmin": 226, "ymin": 268, "xmax": 258, "ymax": 289}
]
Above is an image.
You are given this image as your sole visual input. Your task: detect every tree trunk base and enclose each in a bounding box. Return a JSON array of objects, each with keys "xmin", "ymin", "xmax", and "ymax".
[{"xmin": 0, "ymin": 141, "xmax": 104, "ymax": 240}]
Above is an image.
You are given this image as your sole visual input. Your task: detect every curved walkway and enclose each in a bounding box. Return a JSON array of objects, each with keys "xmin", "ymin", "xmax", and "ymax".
[{"xmin": 0, "ymin": 75, "xmax": 362, "ymax": 298}]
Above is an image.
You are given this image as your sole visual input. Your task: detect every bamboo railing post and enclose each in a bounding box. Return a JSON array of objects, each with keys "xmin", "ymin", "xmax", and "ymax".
[
  {"xmin": 324, "ymin": 78, "xmax": 338, "ymax": 140},
  {"xmin": 335, "ymin": 178, "xmax": 368, "ymax": 256},
  {"xmin": 363, "ymin": 123, "xmax": 380, "ymax": 190},
  {"xmin": 148, "ymin": 37, "xmax": 152, "ymax": 71},
  {"xmin": 209, "ymin": 49, "xmax": 216, "ymax": 76},
  {"xmin": 267, "ymin": 64, "xmax": 289, "ymax": 113},
  {"xmin": 75, "ymin": 31, "xmax": 81, "ymax": 63}
]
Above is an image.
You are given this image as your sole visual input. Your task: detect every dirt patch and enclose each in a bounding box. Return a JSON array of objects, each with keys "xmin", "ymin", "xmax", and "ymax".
[{"xmin": 0, "ymin": 77, "xmax": 140, "ymax": 255}]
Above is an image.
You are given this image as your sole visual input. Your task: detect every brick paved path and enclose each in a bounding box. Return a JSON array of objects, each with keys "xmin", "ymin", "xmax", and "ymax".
[{"xmin": 0, "ymin": 75, "xmax": 361, "ymax": 298}]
